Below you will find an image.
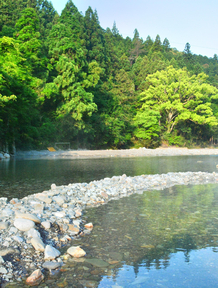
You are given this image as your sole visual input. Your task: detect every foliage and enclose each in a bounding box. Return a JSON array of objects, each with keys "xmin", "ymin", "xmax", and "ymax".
[
  {"xmin": 1, "ymin": 0, "xmax": 218, "ymax": 150},
  {"xmin": 135, "ymin": 66, "xmax": 218, "ymax": 145}
]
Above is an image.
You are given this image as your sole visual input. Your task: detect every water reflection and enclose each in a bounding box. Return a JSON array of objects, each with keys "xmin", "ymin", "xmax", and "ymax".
[
  {"xmin": 0, "ymin": 155, "xmax": 218, "ymax": 199},
  {"xmin": 52, "ymin": 183, "xmax": 218, "ymax": 288}
]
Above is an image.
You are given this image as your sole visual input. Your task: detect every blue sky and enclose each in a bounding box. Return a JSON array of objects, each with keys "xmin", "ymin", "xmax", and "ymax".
[{"xmin": 50, "ymin": 0, "xmax": 218, "ymax": 58}]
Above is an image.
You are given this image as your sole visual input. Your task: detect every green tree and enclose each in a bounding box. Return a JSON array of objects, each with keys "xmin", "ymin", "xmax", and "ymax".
[
  {"xmin": 136, "ymin": 66, "xmax": 218, "ymax": 140},
  {"xmin": 129, "ymin": 29, "xmax": 144, "ymax": 64},
  {"xmin": 14, "ymin": 8, "xmax": 45, "ymax": 78},
  {"xmin": 0, "ymin": 36, "xmax": 40, "ymax": 150}
]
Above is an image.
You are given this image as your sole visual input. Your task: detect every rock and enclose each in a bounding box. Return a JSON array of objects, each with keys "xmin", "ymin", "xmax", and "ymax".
[
  {"xmin": 42, "ymin": 261, "xmax": 61, "ymax": 270},
  {"xmin": 85, "ymin": 258, "xmax": 109, "ymax": 267},
  {"xmin": 60, "ymin": 235, "xmax": 71, "ymax": 242},
  {"xmin": 33, "ymin": 203, "xmax": 44, "ymax": 213},
  {"xmin": 51, "ymin": 184, "xmax": 56, "ymax": 190},
  {"xmin": 79, "ymin": 280, "xmax": 99, "ymax": 288},
  {"xmin": 0, "ymin": 267, "xmax": 7, "ymax": 274},
  {"xmin": 44, "ymin": 245, "xmax": 60, "ymax": 260},
  {"xmin": 84, "ymin": 223, "xmax": 93, "ymax": 229},
  {"xmin": 14, "ymin": 219, "xmax": 35, "ymax": 232},
  {"xmin": 53, "ymin": 196, "xmax": 65, "ymax": 205},
  {"xmin": 67, "ymin": 246, "xmax": 86, "ymax": 258},
  {"xmin": 0, "ymin": 248, "xmax": 19, "ymax": 257},
  {"xmin": 53, "ymin": 211, "xmax": 65, "ymax": 218},
  {"xmin": 13, "ymin": 236, "xmax": 24, "ymax": 243},
  {"xmin": 27, "ymin": 228, "xmax": 41, "ymax": 239},
  {"xmin": 8, "ymin": 227, "xmax": 18, "ymax": 234},
  {"xmin": 67, "ymin": 224, "xmax": 80, "ymax": 234},
  {"xmin": 73, "ymin": 220, "xmax": 81, "ymax": 228},
  {"xmin": 0, "ymin": 256, "xmax": 4, "ymax": 263},
  {"xmin": 0, "ymin": 222, "xmax": 9, "ymax": 230},
  {"xmin": 41, "ymin": 221, "xmax": 51, "ymax": 229},
  {"xmin": 15, "ymin": 212, "xmax": 41, "ymax": 224},
  {"xmin": 75, "ymin": 209, "xmax": 82, "ymax": 217},
  {"xmin": 109, "ymin": 252, "xmax": 123, "ymax": 261},
  {"xmin": 2, "ymin": 208, "xmax": 14, "ymax": 217},
  {"xmin": 34, "ymin": 193, "xmax": 52, "ymax": 204},
  {"xmin": 26, "ymin": 269, "xmax": 44, "ymax": 286},
  {"xmin": 31, "ymin": 237, "xmax": 45, "ymax": 252},
  {"xmin": 100, "ymin": 191, "xmax": 109, "ymax": 199},
  {"xmin": 3, "ymin": 153, "xmax": 10, "ymax": 158}
]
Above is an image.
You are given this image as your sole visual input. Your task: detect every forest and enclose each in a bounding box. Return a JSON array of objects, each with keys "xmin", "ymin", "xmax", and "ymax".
[{"xmin": 1, "ymin": 0, "xmax": 218, "ymax": 152}]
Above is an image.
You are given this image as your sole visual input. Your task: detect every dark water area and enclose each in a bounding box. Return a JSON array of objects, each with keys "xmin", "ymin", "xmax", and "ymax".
[
  {"xmin": 0, "ymin": 155, "xmax": 218, "ymax": 199},
  {"xmin": 1, "ymin": 155, "xmax": 218, "ymax": 287}
]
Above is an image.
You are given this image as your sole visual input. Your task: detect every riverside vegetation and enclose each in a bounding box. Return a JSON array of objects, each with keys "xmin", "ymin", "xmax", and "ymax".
[{"xmin": 1, "ymin": 0, "xmax": 218, "ymax": 152}]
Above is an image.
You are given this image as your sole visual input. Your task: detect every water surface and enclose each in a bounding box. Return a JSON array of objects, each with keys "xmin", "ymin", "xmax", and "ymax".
[
  {"xmin": 0, "ymin": 155, "xmax": 217, "ymax": 199},
  {"xmin": 1, "ymin": 155, "xmax": 218, "ymax": 287},
  {"xmin": 32, "ymin": 183, "xmax": 218, "ymax": 288}
]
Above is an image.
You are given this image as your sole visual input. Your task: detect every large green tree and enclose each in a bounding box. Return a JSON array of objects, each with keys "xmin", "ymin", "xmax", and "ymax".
[{"xmin": 135, "ymin": 66, "xmax": 218, "ymax": 144}]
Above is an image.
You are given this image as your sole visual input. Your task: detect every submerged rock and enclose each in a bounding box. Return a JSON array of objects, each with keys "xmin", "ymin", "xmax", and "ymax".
[
  {"xmin": 67, "ymin": 246, "xmax": 86, "ymax": 258},
  {"xmin": 26, "ymin": 269, "xmax": 44, "ymax": 286},
  {"xmin": 85, "ymin": 258, "xmax": 109, "ymax": 267}
]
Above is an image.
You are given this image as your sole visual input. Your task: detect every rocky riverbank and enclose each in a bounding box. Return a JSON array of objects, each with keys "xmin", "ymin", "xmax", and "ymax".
[
  {"xmin": 15, "ymin": 147, "xmax": 218, "ymax": 159},
  {"xmin": 0, "ymin": 171, "xmax": 218, "ymax": 286}
]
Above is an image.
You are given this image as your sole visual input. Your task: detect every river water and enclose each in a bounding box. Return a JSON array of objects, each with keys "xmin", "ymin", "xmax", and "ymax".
[{"xmin": 1, "ymin": 155, "xmax": 218, "ymax": 287}]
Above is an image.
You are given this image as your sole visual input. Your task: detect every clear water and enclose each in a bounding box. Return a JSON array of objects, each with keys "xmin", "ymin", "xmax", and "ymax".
[
  {"xmin": 1, "ymin": 155, "xmax": 218, "ymax": 287},
  {"xmin": 0, "ymin": 155, "xmax": 217, "ymax": 199}
]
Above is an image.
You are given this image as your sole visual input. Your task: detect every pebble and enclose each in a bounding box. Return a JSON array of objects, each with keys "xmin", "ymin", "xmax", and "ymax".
[
  {"xmin": 26, "ymin": 269, "xmax": 44, "ymax": 286},
  {"xmin": 44, "ymin": 245, "xmax": 61, "ymax": 260},
  {"xmin": 67, "ymin": 246, "xmax": 86, "ymax": 258},
  {"xmin": 42, "ymin": 261, "xmax": 61, "ymax": 270},
  {"xmin": 15, "ymin": 212, "xmax": 41, "ymax": 224},
  {"xmin": 0, "ymin": 171, "xmax": 218, "ymax": 284},
  {"xmin": 14, "ymin": 219, "xmax": 35, "ymax": 231},
  {"xmin": 31, "ymin": 237, "xmax": 45, "ymax": 252}
]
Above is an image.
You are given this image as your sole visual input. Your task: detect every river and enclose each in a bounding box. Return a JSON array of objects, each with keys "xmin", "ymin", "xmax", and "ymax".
[{"xmin": 1, "ymin": 155, "xmax": 218, "ymax": 287}]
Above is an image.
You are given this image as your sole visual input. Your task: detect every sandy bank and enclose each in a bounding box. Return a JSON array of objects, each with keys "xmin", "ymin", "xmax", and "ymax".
[{"xmin": 15, "ymin": 147, "xmax": 218, "ymax": 159}]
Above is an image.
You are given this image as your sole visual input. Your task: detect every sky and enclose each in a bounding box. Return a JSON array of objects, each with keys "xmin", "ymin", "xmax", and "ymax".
[{"xmin": 50, "ymin": 0, "xmax": 218, "ymax": 58}]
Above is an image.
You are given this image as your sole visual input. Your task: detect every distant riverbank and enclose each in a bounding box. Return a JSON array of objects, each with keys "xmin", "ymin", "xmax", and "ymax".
[{"xmin": 15, "ymin": 147, "xmax": 218, "ymax": 159}]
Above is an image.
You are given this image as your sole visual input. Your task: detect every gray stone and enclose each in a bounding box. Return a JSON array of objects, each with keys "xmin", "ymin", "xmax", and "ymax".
[
  {"xmin": 0, "ymin": 248, "xmax": 19, "ymax": 256},
  {"xmin": 41, "ymin": 221, "xmax": 51, "ymax": 229},
  {"xmin": 42, "ymin": 261, "xmax": 61, "ymax": 270},
  {"xmin": 53, "ymin": 196, "xmax": 65, "ymax": 205},
  {"xmin": 0, "ymin": 266, "xmax": 7, "ymax": 274},
  {"xmin": 0, "ymin": 256, "xmax": 4, "ymax": 263},
  {"xmin": 14, "ymin": 219, "xmax": 35, "ymax": 232},
  {"xmin": 44, "ymin": 245, "xmax": 60, "ymax": 260},
  {"xmin": 27, "ymin": 228, "xmax": 41, "ymax": 239},
  {"xmin": 85, "ymin": 258, "xmax": 109, "ymax": 267},
  {"xmin": 2, "ymin": 208, "xmax": 14, "ymax": 217},
  {"xmin": 8, "ymin": 227, "xmax": 18, "ymax": 234},
  {"xmin": 12, "ymin": 236, "xmax": 24, "ymax": 243},
  {"xmin": 0, "ymin": 222, "xmax": 9, "ymax": 230},
  {"xmin": 31, "ymin": 237, "xmax": 45, "ymax": 252},
  {"xmin": 15, "ymin": 212, "xmax": 41, "ymax": 224}
]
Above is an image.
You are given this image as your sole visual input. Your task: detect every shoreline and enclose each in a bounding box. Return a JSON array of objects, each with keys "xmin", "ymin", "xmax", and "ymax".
[
  {"xmin": 0, "ymin": 171, "xmax": 218, "ymax": 285},
  {"xmin": 14, "ymin": 147, "xmax": 218, "ymax": 160}
]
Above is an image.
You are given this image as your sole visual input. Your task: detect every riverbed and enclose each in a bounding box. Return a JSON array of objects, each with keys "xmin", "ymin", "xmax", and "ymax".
[{"xmin": 1, "ymin": 148, "xmax": 218, "ymax": 287}]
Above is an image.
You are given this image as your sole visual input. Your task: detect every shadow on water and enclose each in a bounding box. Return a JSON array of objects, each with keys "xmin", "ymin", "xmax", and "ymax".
[
  {"xmin": 15, "ymin": 183, "xmax": 218, "ymax": 288},
  {"xmin": 0, "ymin": 155, "xmax": 218, "ymax": 199}
]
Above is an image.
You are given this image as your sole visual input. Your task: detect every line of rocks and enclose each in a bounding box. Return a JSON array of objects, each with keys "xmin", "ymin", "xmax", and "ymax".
[{"xmin": 0, "ymin": 171, "xmax": 218, "ymax": 285}]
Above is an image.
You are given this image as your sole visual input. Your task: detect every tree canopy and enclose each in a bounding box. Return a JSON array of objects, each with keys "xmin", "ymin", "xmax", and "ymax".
[{"xmin": 1, "ymin": 0, "xmax": 218, "ymax": 151}]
